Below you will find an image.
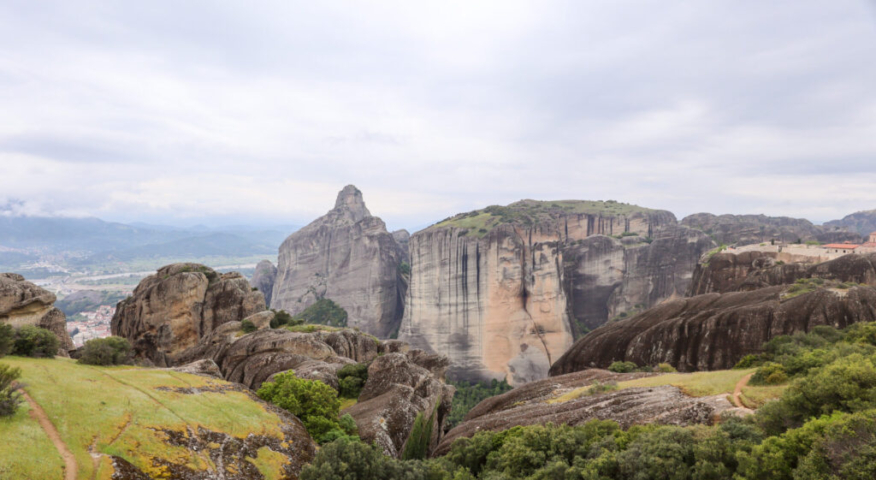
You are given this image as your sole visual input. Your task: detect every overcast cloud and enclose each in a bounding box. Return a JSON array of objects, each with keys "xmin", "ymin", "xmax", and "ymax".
[{"xmin": 2, "ymin": 1, "xmax": 876, "ymax": 231}]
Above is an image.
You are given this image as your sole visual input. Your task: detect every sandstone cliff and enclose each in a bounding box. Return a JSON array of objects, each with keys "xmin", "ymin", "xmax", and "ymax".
[
  {"xmin": 250, "ymin": 259, "xmax": 277, "ymax": 307},
  {"xmin": 111, "ymin": 263, "xmax": 265, "ymax": 366},
  {"xmin": 434, "ymin": 368, "xmax": 738, "ymax": 456},
  {"xmin": 0, "ymin": 272, "xmax": 74, "ymax": 355},
  {"xmin": 271, "ymin": 186, "xmax": 407, "ymax": 338},
  {"xmin": 689, "ymin": 251, "xmax": 876, "ymax": 296},
  {"xmin": 400, "ymin": 200, "xmax": 713, "ymax": 385},
  {"xmin": 681, "ymin": 213, "xmax": 860, "ymax": 246},
  {"xmin": 550, "ymin": 284, "xmax": 876, "ymax": 375}
]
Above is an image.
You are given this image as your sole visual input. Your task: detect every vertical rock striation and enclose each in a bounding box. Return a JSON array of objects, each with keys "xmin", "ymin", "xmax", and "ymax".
[
  {"xmin": 271, "ymin": 186, "xmax": 407, "ymax": 338},
  {"xmin": 400, "ymin": 201, "xmax": 713, "ymax": 384}
]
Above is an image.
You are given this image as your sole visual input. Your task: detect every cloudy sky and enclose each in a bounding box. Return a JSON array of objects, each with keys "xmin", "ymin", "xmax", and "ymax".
[{"xmin": 2, "ymin": 1, "xmax": 876, "ymax": 231}]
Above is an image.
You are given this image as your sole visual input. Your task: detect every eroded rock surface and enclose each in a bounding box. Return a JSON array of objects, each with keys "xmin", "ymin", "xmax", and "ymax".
[
  {"xmin": 250, "ymin": 260, "xmax": 277, "ymax": 307},
  {"xmin": 111, "ymin": 263, "xmax": 265, "ymax": 366},
  {"xmin": 345, "ymin": 350, "xmax": 455, "ymax": 458},
  {"xmin": 434, "ymin": 369, "xmax": 736, "ymax": 456},
  {"xmin": 0, "ymin": 272, "xmax": 74, "ymax": 355},
  {"xmin": 271, "ymin": 186, "xmax": 407, "ymax": 338},
  {"xmin": 400, "ymin": 200, "xmax": 713, "ymax": 384},
  {"xmin": 550, "ymin": 285, "xmax": 876, "ymax": 375}
]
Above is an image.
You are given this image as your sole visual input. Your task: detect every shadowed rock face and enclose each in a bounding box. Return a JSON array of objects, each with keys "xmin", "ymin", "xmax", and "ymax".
[
  {"xmin": 681, "ymin": 213, "xmax": 860, "ymax": 246},
  {"xmin": 111, "ymin": 263, "xmax": 266, "ymax": 367},
  {"xmin": 550, "ymin": 285, "xmax": 876, "ymax": 375},
  {"xmin": 0, "ymin": 272, "xmax": 74, "ymax": 355},
  {"xmin": 271, "ymin": 185, "xmax": 407, "ymax": 338},
  {"xmin": 690, "ymin": 251, "xmax": 876, "ymax": 296},
  {"xmin": 433, "ymin": 369, "xmax": 738, "ymax": 456},
  {"xmin": 249, "ymin": 260, "xmax": 277, "ymax": 307},
  {"xmin": 400, "ymin": 202, "xmax": 713, "ymax": 385}
]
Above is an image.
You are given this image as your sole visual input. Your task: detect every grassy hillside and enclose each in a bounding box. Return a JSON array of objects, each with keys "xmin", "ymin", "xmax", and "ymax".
[
  {"xmin": 0, "ymin": 357, "xmax": 310, "ymax": 479},
  {"xmin": 430, "ymin": 199, "xmax": 658, "ymax": 236}
]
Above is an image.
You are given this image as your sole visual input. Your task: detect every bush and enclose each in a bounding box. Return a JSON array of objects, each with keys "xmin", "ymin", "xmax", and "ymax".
[
  {"xmin": 0, "ymin": 363, "xmax": 23, "ymax": 417},
  {"xmin": 587, "ymin": 380, "xmax": 619, "ymax": 395},
  {"xmin": 12, "ymin": 326, "xmax": 59, "ymax": 358},
  {"xmin": 447, "ymin": 378, "xmax": 514, "ymax": 429},
  {"xmin": 293, "ymin": 299, "xmax": 348, "ymax": 327},
  {"xmin": 0, "ymin": 324, "xmax": 13, "ymax": 357},
  {"xmin": 338, "ymin": 363, "xmax": 369, "ymax": 399},
  {"xmin": 608, "ymin": 361, "xmax": 638, "ymax": 373},
  {"xmin": 402, "ymin": 409, "xmax": 435, "ymax": 460},
  {"xmin": 301, "ymin": 437, "xmax": 427, "ymax": 480},
  {"xmin": 77, "ymin": 337, "xmax": 132, "ymax": 366},
  {"xmin": 269, "ymin": 309, "xmax": 301, "ymax": 329},
  {"xmin": 656, "ymin": 363, "xmax": 677, "ymax": 373},
  {"xmin": 256, "ymin": 371, "xmax": 355, "ymax": 444},
  {"xmin": 734, "ymin": 354, "xmax": 763, "ymax": 369},
  {"xmin": 240, "ymin": 319, "xmax": 257, "ymax": 333},
  {"xmin": 751, "ymin": 362, "xmax": 788, "ymax": 385}
]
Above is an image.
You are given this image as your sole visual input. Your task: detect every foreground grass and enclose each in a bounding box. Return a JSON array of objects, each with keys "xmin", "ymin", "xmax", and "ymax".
[
  {"xmin": 1, "ymin": 356, "xmax": 291, "ymax": 479},
  {"xmin": 0, "ymin": 400, "xmax": 65, "ymax": 479},
  {"xmin": 553, "ymin": 369, "xmax": 759, "ymax": 404}
]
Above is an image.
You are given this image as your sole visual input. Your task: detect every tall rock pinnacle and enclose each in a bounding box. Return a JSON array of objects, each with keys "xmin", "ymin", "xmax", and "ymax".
[{"xmin": 334, "ymin": 185, "xmax": 371, "ymax": 222}]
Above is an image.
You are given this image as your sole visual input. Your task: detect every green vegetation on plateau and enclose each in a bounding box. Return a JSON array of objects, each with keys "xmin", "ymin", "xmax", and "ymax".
[
  {"xmin": 431, "ymin": 199, "xmax": 657, "ymax": 236},
  {"xmin": 0, "ymin": 356, "xmax": 295, "ymax": 479},
  {"xmin": 293, "ymin": 298, "xmax": 348, "ymax": 327}
]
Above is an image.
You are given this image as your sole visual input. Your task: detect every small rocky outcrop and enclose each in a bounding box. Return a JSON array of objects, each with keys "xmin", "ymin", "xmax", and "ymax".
[
  {"xmin": 433, "ymin": 369, "xmax": 737, "ymax": 456},
  {"xmin": 0, "ymin": 272, "xmax": 74, "ymax": 355},
  {"xmin": 690, "ymin": 252, "xmax": 876, "ymax": 296},
  {"xmin": 550, "ymin": 285, "xmax": 876, "ymax": 375},
  {"xmin": 345, "ymin": 350, "xmax": 455, "ymax": 458},
  {"xmin": 681, "ymin": 213, "xmax": 860, "ymax": 246},
  {"xmin": 111, "ymin": 263, "xmax": 266, "ymax": 366},
  {"xmin": 271, "ymin": 186, "xmax": 407, "ymax": 338},
  {"xmin": 250, "ymin": 260, "xmax": 277, "ymax": 307}
]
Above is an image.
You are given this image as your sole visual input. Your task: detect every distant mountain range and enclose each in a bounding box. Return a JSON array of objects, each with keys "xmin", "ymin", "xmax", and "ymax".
[{"xmin": 0, "ymin": 215, "xmax": 299, "ymax": 270}]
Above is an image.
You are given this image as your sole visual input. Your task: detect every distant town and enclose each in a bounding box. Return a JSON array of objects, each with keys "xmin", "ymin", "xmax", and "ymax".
[{"xmin": 66, "ymin": 305, "xmax": 114, "ymax": 348}]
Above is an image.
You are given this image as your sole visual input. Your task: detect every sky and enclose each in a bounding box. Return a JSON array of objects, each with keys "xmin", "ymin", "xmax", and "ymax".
[{"xmin": 2, "ymin": 1, "xmax": 876, "ymax": 231}]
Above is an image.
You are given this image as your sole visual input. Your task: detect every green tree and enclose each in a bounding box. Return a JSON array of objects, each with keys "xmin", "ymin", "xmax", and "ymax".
[
  {"xmin": 77, "ymin": 336, "xmax": 132, "ymax": 366},
  {"xmin": 337, "ymin": 363, "xmax": 369, "ymax": 399},
  {"xmin": 402, "ymin": 409, "xmax": 435, "ymax": 460},
  {"xmin": 12, "ymin": 326, "xmax": 59, "ymax": 358},
  {"xmin": 0, "ymin": 324, "xmax": 13, "ymax": 357},
  {"xmin": 240, "ymin": 319, "xmax": 257, "ymax": 333},
  {"xmin": 293, "ymin": 299, "xmax": 348, "ymax": 327},
  {"xmin": 0, "ymin": 363, "xmax": 22, "ymax": 417}
]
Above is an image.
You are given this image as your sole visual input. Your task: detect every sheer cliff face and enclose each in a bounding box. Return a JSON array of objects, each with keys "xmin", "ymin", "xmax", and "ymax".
[
  {"xmin": 400, "ymin": 203, "xmax": 709, "ymax": 385},
  {"xmin": 271, "ymin": 186, "xmax": 406, "ymax": 338}
]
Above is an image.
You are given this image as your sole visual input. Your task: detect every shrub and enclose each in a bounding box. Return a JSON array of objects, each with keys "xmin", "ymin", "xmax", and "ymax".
[
  {"xmin": 447, "ymin": 378, "xmax": 514, "ymax": 428},
  {"xmin": 0, "ymin": 324, "xmax": 13, "ymax": 357},
  {"xmin": 608, "ymin": 361, "xmax": 638, "ymax": 373},
  {"xmin": 751, "ymin": 362, "xmax": 788, "ymax": 385},
  {"xmin": 269, "ymin": 309, "xmax": 301, "ymax": 329},
  {"xmin": 293, "ymin": 299, "xmax": 348, "ymax": 327},
  {"xmin": 337, "ymin": 363, "xmax": 368, "ymax": 399},
  {"xmin": 656, "ymin": 363, "xmax": 677, "ymax": 373},
  {"xmin": 401, "ymin": 409, "xmax": 435, "ymax": 460},
  {"xmin": 77, "ymin": 337, "xmax": 132, "ymax": 366},
  {"xmin": 240, "ymin": 319, "xmax": 257, "ymax": 333},
  {"xmin": 256, "ymin": 371, "xmax": 355, "ymax": 443},
  {"xmin": 398, "ymin": 262, "xmax": 411, "ymax": 276},
  {"xmin": 587, "ymin": 380, "xmax": 619, "ymax": 395},
  {"xmin": 0, "ymin": 363, "xmax": 23, "ymax": 417},
  {"xmin": 301, "ymin": 437, "xmax": 426, "ymax": 480},
  {"xmin": 12, "ymin": 326, "xmax": 59, "ymax": 358},
  {"xmin": 734, "ymin": 354, "xmax": 763, "ymax": 369}
]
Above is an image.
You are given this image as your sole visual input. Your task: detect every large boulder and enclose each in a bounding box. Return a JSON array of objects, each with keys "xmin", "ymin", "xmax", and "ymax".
[
  {"xmin": 345, "ymin": 350, "xmax": 455, "ymax": 458},
  {"xmin": 0, "ymin": 272, "xmax": 74, "ymax": 355},
  {"xmin": 111, "ymin": 263, "xmax": 266, "ymax": 366},
  {"xmin": 250, "ymin": 260, "xmax": 277, "ymax": 307},
  {"xmin": 550, "ymin": 285, "xmax": 876, "ymax": 375},
  {"xmin": 434, "ymin": 369, "xmax": 738, "ymax": 456},
  {"xmin": 271, "ymin": 185, "xmax": 407, "ymax": 338}
]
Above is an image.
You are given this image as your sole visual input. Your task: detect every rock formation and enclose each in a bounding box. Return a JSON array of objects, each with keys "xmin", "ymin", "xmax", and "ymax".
[
  {"xmin": 434, "ymin": 368, "xmax": 739, "ymax": 456},
  {"xmin": 392, "ymin": 229, "xmax": 411, "ymax": 262},
  {"xmin": 400, "ymin": 200, "xmax": 714, "ymax": 385},
  {"xmin": 111, "ymin": 263, "xmax": 266, "ymax": 366},
  {"xmin": 825, "ymin": 209, "xmax": 876, "ymax": 236},
  {"xmin": 0, "ymin": 272, "xmax": 74, "ymax": 355},
  {"xmin": 550, "ymin": 284, "xmax": 876, "ymax": 375},
  {"xmin": 690, "ymin": 251, "xmax": 876, "ymax": 296},
  {"xmin": 271, "ymin": 186, "xmax": 407, "ymax": 338},
  {"xmin": 681, "ymin": 213, "xmax": 860, "ymax": 246},
  {"xmin": 346, "ymin": 350, "xmax": 455, "ymax": 458},
  {"xmin": 250, "ymin": 260, "xmax": 277, "ymax": 307}
]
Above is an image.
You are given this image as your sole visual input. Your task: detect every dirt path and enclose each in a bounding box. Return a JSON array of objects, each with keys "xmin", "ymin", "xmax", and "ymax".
[
  {"xmin": 21, "ymin": 390, "xmax": 78, "ymax": 480},
  {"xmin": 733, "ymin": 373, "xmax": 754, "ymax": 409}
]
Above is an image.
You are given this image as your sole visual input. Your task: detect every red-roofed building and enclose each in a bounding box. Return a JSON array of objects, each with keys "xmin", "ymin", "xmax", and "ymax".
[{"xmin": 823, "ymin": 243, "xmax": 859, "ymax": 254}]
